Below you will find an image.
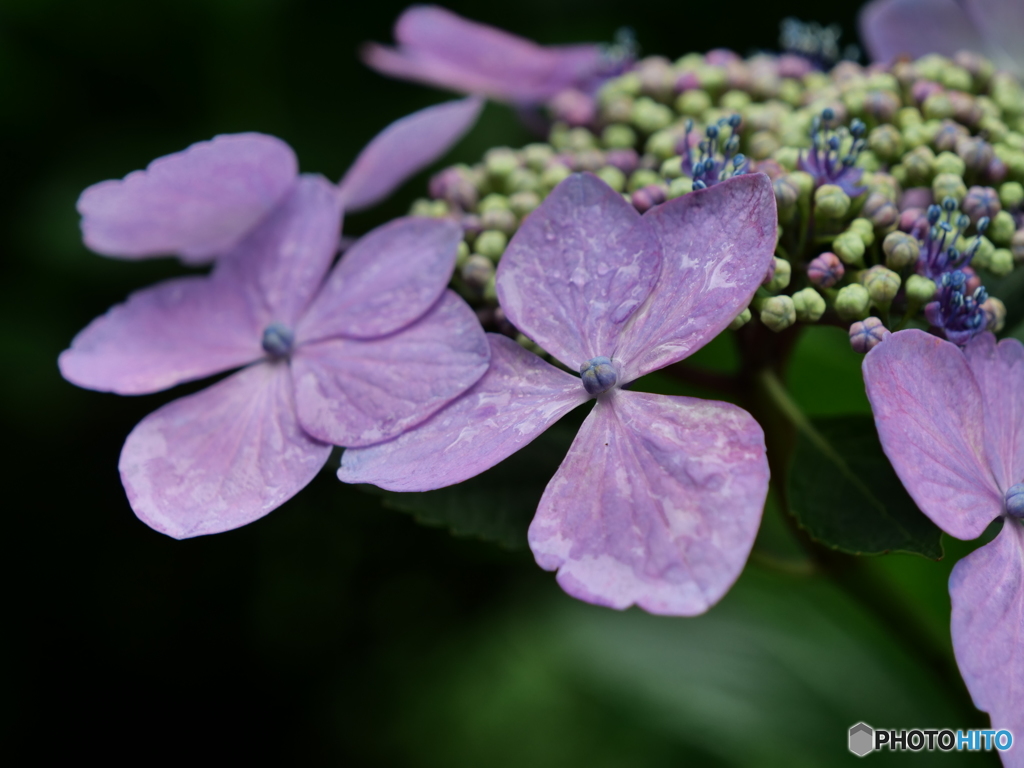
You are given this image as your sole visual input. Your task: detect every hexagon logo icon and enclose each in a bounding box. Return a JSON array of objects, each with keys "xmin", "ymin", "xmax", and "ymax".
[{"xmin": 849, "ymin": 722, "xmax": 874, "ymax": 757}]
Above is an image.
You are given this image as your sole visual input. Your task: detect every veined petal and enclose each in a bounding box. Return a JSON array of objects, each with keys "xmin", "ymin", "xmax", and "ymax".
[
  {"xmin": 120, "ymin": 362, "xmax": 331, "ymax": 539},
  {"xmin": 58, "ymin": 274, "xmax": 262, "ymax": 395},
  {"xmin": 529, "ymin": 390, "xmax": 769, "ymax": 616},
  {"xmin": 338, "ymin": 333, "xmax": 588, "ymax": 491},
  {"xmin": 338, "ymin": 96, "xmax": 483, "ymax": 213},
  {"xmin": 217, "ymin": 174, "xmax": 343, "ymax": 329},
  {"xmin": 362, "ymin": 5, "xmax": 603, "ymax": 103},
  {"xmin": 858, "ymin": 0, "xmax": 987, "ymax": 65},
  {"xmin": 292, "ymin": 291, "xmax": 489, "ymax": 447},
  {"xmin": 863, "ymin": 329, "xmax": 1004, "ymax": 540},
  {"xmin": 78, "ymin": 133, "xmax": 297, "ymax": 262},
  {"xmin": 965, "ymin": 0, "xmax": 1024, "ymax": 76},
  {"xmin": 615, "ymin": 173, "xmax": 777, "ymax": 382},
  {"xmin": 965, "ymin": 333, "xmax": 1024, "ymax": 494},
  {"xmin": 496, "ymin": 173, "xmax": 660, "ymax": 369},
  {"xmin": 297, "ymin": 217, "xmax": 461, "ymax": 343},
  {"xmin": 950, "ymin": 520, "xmax": 1024, "ymax": 754}
]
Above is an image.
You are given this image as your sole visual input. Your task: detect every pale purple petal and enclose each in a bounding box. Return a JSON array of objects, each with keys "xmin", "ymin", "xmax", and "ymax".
[
  {"xmin": 297, "ymin": 217, "xmax": 461, "ymax": 343},
  {"xmin": 337, "ymin": 97, "xmax": 483, "ymax": 213},
  {"xmin": 120, "ymin": 362, "xmax": 331, "ymax": 539},
  {"xmin": 615, "ymin": 173, "xmax": 777, "ymax": 382},
  {"xmin": 218, "ymin": 174, "xmax": 343, "ymax": 329},
  {"xmin": 965, "ymin": 0, "xmax": 1024, "ymax": 75},
  {"xmin": 78, "ymin": 133, "xmax": 297, "ymax": 262},
  {"xmin": 529, "ymin": 389, "xmax": 769, "ymax": 616},
  {"xmin": 58, "ymin": 274, "xmax": 262, "ymax": 395},
  {"xmin": 292, "ymin": 291, "xmax": 489, "ymax": 447},
  {"xmin": 949, "ymin": 520, "xmax": 1024, "ymax": 756},
  {"xmin": 863, "ymin": 329, "xmax": 1004, "ymax": 539},
  {"xmin": 362, "ymin": 5, "xmax": 603, "ymax": 103},
  {"xmin": 965, "ymin": 333, "xmax": 1024, "ymax": 493},
  {"xmin": 859, "ymin": 0, "xmax": 986, "ymax": 64},
  {"xmin": 338, "ymin": 333, "xmax": 588, "ymax": 490},
  {"xmin": 496, "ymin": 173, "xmax": 660, "ymax": 369}
]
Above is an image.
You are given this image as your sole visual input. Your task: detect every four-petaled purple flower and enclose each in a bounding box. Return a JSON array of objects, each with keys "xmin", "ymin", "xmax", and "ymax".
[
  {"xmin": 860, "ymin": 0, "xmax": 1024, "ymax": 77},
  {"xmin": 924, "ymin": 269, "xmax": 990, "ymax": 344},
  {"xmin": 361, "ymin": 5, "xmax": 628, "ymax": 111},
  {"xmin": 59, "ymin": 102, "xmax": 493, "ymax": 539},
  {"xmin": 77, "ymin": 96, "xmax": 483, "ymax": 262},
  {"xmin": 864, "ymin": 329, "xmax": 1024, "ymax": 763},
  {"xmin": 340, "ymin": 172, "xmax": 777, "ymax": 615},
  {"xmin": 798, "ymin": 108, "xmax": 867, "ymax": 197}
]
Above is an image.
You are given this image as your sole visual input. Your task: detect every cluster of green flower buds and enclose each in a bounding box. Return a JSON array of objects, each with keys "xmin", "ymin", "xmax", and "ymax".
[{"xmin": 413, "ymin": 47, "xmax": 1024, "ymax": 351}]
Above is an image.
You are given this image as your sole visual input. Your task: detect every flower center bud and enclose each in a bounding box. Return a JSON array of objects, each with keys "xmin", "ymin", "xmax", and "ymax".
[
  {"xmin": 1006, "ymin": 484, "xmax": 1024, "ymax": 519},
  {"xmin": 580, "ymin": 356, "xmax": 617, "ymax": 395},
  {"xmin": 261, "ymin": 322, "xmax": 295, "ymax": 358}
]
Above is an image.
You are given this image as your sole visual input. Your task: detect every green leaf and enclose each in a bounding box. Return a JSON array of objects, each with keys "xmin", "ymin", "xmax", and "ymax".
[
  {"xmin": 360, "ymin": 424, "xmax": 577, "ymax": 550},
  {"xmin": 788, "ymin": 415, "xmax": 943, "ymax": 559}
]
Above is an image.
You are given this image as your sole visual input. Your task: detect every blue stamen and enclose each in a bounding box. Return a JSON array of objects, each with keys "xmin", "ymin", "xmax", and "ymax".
[
  {"xmin": 262, "ymin": 322, "xmax": 295, "ymax": 358},
  {"xmin": 580, "ymin": 356, "xmax": 618, "ymax": 395}
]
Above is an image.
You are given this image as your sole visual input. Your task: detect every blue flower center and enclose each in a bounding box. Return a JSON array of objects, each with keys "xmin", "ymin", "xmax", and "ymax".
[
  {"xmin": 261, "ymin": 322, "xmax": 295, "ymax": 358},
  {"xmin": 580, "ymin": 356, "xmax": 617, "ymax": 395},
  {"xmin": 1006, "ymin": 484, "xmax": 1024, "ymax": 519}
]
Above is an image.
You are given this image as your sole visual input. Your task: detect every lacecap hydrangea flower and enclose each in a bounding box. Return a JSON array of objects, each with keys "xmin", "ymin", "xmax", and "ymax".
[
  {"xmin": 77, "ymin": 96, "xmax": 483, "ymax": 262},
  {"xmin": 341, "ymin": 172, "xmax": 777, "ymax": 615},
  {"xmin": 864, "ymin": 329, "xmax": 1023, "ymax": 762},
  {"xmin": 59, "ymin": 101, "xmax": 491, "ymax": 538}
]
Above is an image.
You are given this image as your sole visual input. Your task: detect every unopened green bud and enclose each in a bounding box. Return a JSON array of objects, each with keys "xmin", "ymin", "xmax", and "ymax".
[
  {"xmin": 478, "ymin": 193, "xmax": 510, "ymax": 213},
  {"xmin": 903, "ymin": 145, "xmax": 936, "ymax": 186},
  {"xmin": 728, "ymin": 307, "xmax": 752, "ymax": 330},
  {"xmin": 667, "ymin": 176, "xmax": 693, "ymax": 198},
  {"xmin": 541, "ymin": 163, "xmax": 572, "ymax": 190},
  {"xmin": 835, "ymin": 283, "xmax": 871, "ymax": 320},
  {"xmin": 932, "ymin": 172, "xmax": 968, "ymax": 204},
  {"xmin": 815, "ymin": 184, "xmax": 852, "ymax": 219},
  {"xmin": 833, "ymin": 231, "xmax": 866, "ymax": 265},
  {"xmin": 989, "ymin": 210, "xmax": 1016, "ymax": 245},
  {"xmin": 789, "ymin": 170, "xmax": 814, "ymax": 198},
  {"xmin": 602, "ymin": 124, "xmax": 637, "ymax": 149},
  {"xmin": 979, "ymin": 116, "xmax": 1009, "ymax": 143},
  {"xmin": 508, "ymin": 191, "xmax": 540, "ymax": 218},
  {"xmin": 481, "ymin": 207, "xmax": 517, "ymax": 235},
  {"xmin": 903, "ymin": 123, "xmax": 933, "ymax": 150},
  {"xmin": 923, "ymin": 92, "xmax": 955, "ymax": 120},
  {"xmin": 749, "ymin": 131, "xmax": 781, "ymax": 160},
  {"xmin": 676, "ymin": 89, "xmax": 712, "ymax": 117},
  {"xmin": 868, "ymin": 125, "xmax": 904, "ymax": 163},
  {"xmin": 764, "ymin": 257, "xmax": 792, "ymax": 292},
  {"xmin": 883, "ymin": 231, "xmax": 921, "ymax": 269},
  {"xmin": 759, "ymin": 295, "xmax": 797, "ymax": 332},
  {"xmin": 915, "ymin": 53, "xmax": 948, "ymax": 81},
  {"xmin": 942, "ymin": 65, "xmax": 972, "ymax": 91},
  {"xmin": 659, "ymin": 156, "xmax": 683, "ymax": 179},
  {"xmin": 720, "ymin": 89, "xmax": 751, "ymax": 111},
  {"xmin": 646, "ymin": 129, "xmax": 679, "ymax": 160},
  {"xmin": 1000, "ymin": 181, "xmax": 1024, "ymax": 209},
  {"xmin": 897, "ymin": 106, "xmax": 923, "ymax": 128},
  {"xmin": 475, "ymin": 230, "xmax": 508, "ymax": 261},
  {"xmin": 990, "ymin": 248, "xmax": 1014, "ymax": 276},
  {"xmin": 773, "ymin": 176, "xmax": 800, "ymax": 213},
  {"xmin": 631, "ymin": 97, "xmax": 673, "ymax": 133},
  {"xmin": 772, "ymin": 146, "xmax": 800, "ymax": 171},
  {"xmin": 792, "ymin": 287, "xmax": 826, "ymax": 322},
  {"xmin": 485, "ymin": 148, "xmax": 519, "ymax": 179},
  {"xmin": 507, "ymin": 168, "xmax": 540, "ymax": 194},
  {"xmin": 849, "ymin": 218, "xmax": 875, "ymax": 246},
  {"xmin": 461, "ymin": 254, "xmax": 495, "ymax": 289},
  {"xmin": 905, "ymin": 274, "xmax": 937, "ymax": 304},
  {"xmin": 524, "ymin": 143, "xmax": 555, "ymax": 172},
  {"xmin": 456, "ymin": 240, "xmax": 470, "ymax": 268},
  {"xmin": 863, "ymin": 266, "xmax": 901, "ymax": 306},
  {"xmin": 628, "ymin": 168, "xmax": 662, "ymax": 193},
  {"xmin": 596, "ymin": 165, "xmax": 626, "ymax": 192},
  {"xmin": 934, "ymin": 151, "xmax": 967, "ymax": 177}
]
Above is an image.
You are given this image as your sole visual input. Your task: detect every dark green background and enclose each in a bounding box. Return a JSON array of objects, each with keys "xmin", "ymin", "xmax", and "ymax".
[{"xmin": 0, "ymin": 1, "xmax": 1002, "ymax": 764}]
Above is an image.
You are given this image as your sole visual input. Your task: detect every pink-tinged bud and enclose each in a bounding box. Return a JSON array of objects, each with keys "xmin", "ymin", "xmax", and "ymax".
[
  {"xmin": 807, "ymin": 252, "xmax": 845, "ymax": 288},
  {"xmin": 849, "ymin": 317, "xmax": 890, "ymax": 353},
  {"xmin": 911, "ymin": 79, "xmax": 943, "ymax": 104},
  {"xmin": 674, "ymin": 70, "xmax": 701, "ymax": 93},
  {"xmin": 832, "ymin": 61, "xmax": 864, "ymax": 83},
  {"xmin": 706, "ymin": 48, "xmax": 741, "ymax": 66},
  {"xmin": 430, "ymin": 166, "xmax": 478, "ymax": 210},
  {"xmin": 948, "ymin": 91, "xmax": 982, "ymax": 126},
  {"xmin": 987, "ymin": 156, "xmax": 1008, "ymax": 185},
  {"xmin": 932, "ymin": 120, "xmax": 969, "ymax": 152},
  {"xmin": 862, "ymin": 192, "xmax": 899, "ymax": 229},
  {"xmin": 956, "ymin": 136, "xmax": 994, "ymax": 173},
  {"xmin": 962, "ymin": 186, "xmax": 1001, "ymax": 224},
  {"xmin": 864, "ymin": 90, "xmax": 900, "ymax": 123},
  {"xmin": 631, "ymin": 184, "xmax": 667, "ymax": 213},
  {"xmin": 899, "ymin": 187, "xmax": 933, "ymax": 212},
  {"xmin": 548, "ymin": 89, "xmax": 596, "ymax": 127},
  {"xmin": 898, "ymin": 207, "xmax": 926, "ymax": 234},
  {"xmin": 604, "ymin": 148, "xmax": 639, "ymax": 175},
  {"xmin": 778, "ymin": 53, "xmax": 812, "ymax": 79},
  {"xmin": 962, "ymin": 266, "xmax": 982, "ymax": 295}
]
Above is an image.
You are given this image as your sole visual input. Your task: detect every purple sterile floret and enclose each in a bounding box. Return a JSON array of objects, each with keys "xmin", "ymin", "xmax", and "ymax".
[
  {"xmin": 860, "ymin": 0, "xmax": 1024, "ymax": 77},
  {"xmin": 60, "ymin": 174, "xmax": 490, "ymax": 540},
  {"xmin": 924, "ymin": 269, "xmax": 989, "ymax": 345},
  {"xmin": 361, "ymin": 5, "xmax": 623, "ymax": 106},
  {"xmin": 76, "ymin": 97, "xmax": 482, "ymax": 264},
  {"xmin": 341, "ymin": 171, "xmax": 778, "ymax": 616},
  {"xmin": 798, "ymin": 107, "xmax": 866, "ymax": 196},
  {"xmin": 863, "ymin": 329, "xmax": 1024, "ymax": 759}
]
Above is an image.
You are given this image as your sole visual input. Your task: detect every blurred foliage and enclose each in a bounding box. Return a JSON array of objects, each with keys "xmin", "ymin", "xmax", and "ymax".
[{"xmin": 0, "ymin": 0, "xmax": 1002, "ymax": 764}]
